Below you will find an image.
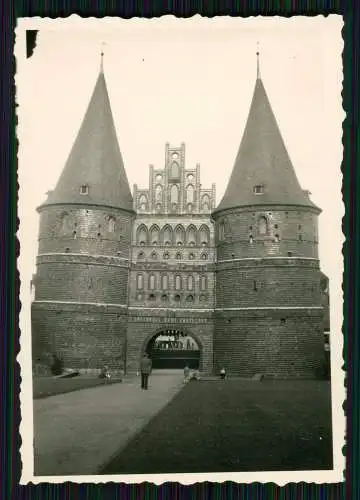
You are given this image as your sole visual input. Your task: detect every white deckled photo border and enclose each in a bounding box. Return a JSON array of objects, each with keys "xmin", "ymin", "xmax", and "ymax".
[{"xmin": 16, "ymin": 15, "xmax": 345, "ymax": 485}]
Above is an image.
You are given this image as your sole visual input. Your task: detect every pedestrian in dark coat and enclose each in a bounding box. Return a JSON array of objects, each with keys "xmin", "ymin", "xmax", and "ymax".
[{"xmin": 140, "ymin": 353, "xmax": 152, "ymax": 390}]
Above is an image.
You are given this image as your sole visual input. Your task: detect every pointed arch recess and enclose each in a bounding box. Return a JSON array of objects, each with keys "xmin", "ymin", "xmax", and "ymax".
[
  {"xmin": 199, "ymin": 224, "xmax": 210, "ymax": 245},
  {"xmin": 186, "ymin": 224, "xmax": 197, "ymax": 246},
  {"xmin": 137, "ymin": 224, "xmax": 149, "ymax": 245},
  {"xmin": 201, "ymin": 194, "xmax": 210, "ymax": 210},
  {"xmin": 187, "ymin": 184, "xmax": 195, "ymax": 203},
  {"xmin": 170, "ymin": 184, "xmax": 179, "ymax": 204},
  {"xmin": 162, "ymin": 224, "xmax": 173, "ymax": 245},
  {"xmin": 258, "ymin": 216, "xmax": 269, "ymax": 236},
  {"xmin": 150, "ymin": 224, "xmax": 160, "ymax": 244},
  {"xmin": 175, "ymin": 224, "xmax": 185, "ymax": 245}
]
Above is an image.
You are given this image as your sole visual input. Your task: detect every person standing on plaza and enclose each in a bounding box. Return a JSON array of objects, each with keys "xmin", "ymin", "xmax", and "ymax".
[
  {"xmin": 140, "ymin": 353, "xmax": 152, "ymax": 390},
  {"xmin": 183, "ymin": 363, "xmax": 190, "ymax": 383}
]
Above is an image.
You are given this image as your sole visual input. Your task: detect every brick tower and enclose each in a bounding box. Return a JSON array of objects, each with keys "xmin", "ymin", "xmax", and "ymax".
[
  {"xmin": 31, "ymin": 56, "xmax": 134, "ymax": 372},
  {"xmin": 212, "ymin": 55, "xmax": 325, "ymax": 378}
]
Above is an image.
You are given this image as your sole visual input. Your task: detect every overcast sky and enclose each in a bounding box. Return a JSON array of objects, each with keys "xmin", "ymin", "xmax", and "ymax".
[
  {"xmin": 17, "ymin": 15, "xmax": 343, "ymax": 308},
  {"xmin": 17, "ymin": 15, "xmax": 344, "ymax": 484}
]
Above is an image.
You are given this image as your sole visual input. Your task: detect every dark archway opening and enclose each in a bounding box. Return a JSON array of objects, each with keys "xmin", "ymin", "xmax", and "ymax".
[{"xmin": 145, "ymin": 329, "xmax": 200, "ymax": 369}]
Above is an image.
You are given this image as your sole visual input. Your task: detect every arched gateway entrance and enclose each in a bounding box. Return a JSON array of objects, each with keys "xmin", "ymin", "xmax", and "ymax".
[{"xmin": 145, "ymin": 329, "xmax": 201, "ymax": 369}]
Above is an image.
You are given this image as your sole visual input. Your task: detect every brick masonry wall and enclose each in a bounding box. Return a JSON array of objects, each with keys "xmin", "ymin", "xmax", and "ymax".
[
  {"xmin": 32, "ymin": 204, "xmax": 133, "ymax": 371},
  {"xmin": 126, "ymin": 309, "xmax": 214, "ymax": 374},
  {"xmin": 35, "ymin": 255, "xmax": 129, "ymax": 304},
  {"xmin": 212, "ymin": 205, "xmax": 325, "ymax": 378},
  {"xmin": 32, "ymin": 302, "xmax": 127, "ymax": 371},
  {"xmin": 34, "ymin": 204, "xmax": 133, "ymax": 305},
  {"xmin": 215, "ymin": 206, "xmax": 319, "ymax": 260},
  {"xmin": 214, "ymin": 309, "xmax": 325, "ymax": 378},
  {"xmin": 216, "ymin": 259, "xmax": 322, "ymax": 309},
  {"xmin": 130, "ymin": 215, "xmax": 216, "ymax": 310},
  {"xmin": 129, "ymin": 264, "xmax": 215, "ymax": 309},
  {"xmin": 38, "ymin": 205, "xmax": 133, "ymax": 258}
]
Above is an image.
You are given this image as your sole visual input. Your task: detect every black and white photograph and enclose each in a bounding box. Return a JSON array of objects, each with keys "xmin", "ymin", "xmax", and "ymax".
[{"xmin": 17, "ymin": 15, "xmax": 344, "ymax": 484}]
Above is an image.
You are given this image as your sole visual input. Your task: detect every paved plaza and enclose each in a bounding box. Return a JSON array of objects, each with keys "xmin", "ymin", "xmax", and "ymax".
[{"xmin": 33, "ymin": 370, "xmax": 184, "ymax": 476}]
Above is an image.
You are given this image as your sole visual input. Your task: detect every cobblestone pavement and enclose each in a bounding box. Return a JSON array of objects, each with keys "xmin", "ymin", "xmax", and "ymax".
[{"xmin": 33, "ymin": 370, "xmax": 184, "ymax": 476}]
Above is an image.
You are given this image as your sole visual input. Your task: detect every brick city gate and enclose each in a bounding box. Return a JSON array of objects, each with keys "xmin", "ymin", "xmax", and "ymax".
[{"xmin": 145, "ymin": 328, "xmax": 200, "ymax": 369}]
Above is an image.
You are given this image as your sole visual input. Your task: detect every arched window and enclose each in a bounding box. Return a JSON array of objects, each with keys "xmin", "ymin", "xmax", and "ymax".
[
  {"xmin": 137, "ymin": 251, "xmax": 145, "ymax": 260},
  {"xmin": 187, "ymin": 185, "xmax": 195, "ymax": 204},
  {"xmin": 138, "ymin": 194, "xmax": 148, "ymax": 211},
  {"xmin": 201, "ymin": 194, "xmax": 210, "ymax": 211},
  {"xmin": 249, "ymin": 235, "xmax": 254, "ymax": 244},
  {"xmin": 163, "ymin": 252, "xmax": 170, "ymax": 260},
  {"xmin": 155, "ymin": 184, "xmax": 162, "ymax": 202},
  {"xmin": 258, "ymin": 216, "xmax": 268, "ymax": 236},
  {"xmin": 170, "ymin": 162, "xmax": 180, "ymax": 178},
  {"xmin": 137, "ymin": 225, "xmax": 148, "ymax": 245},
  {"xmin": 60, "ymin": 212, "xmax": 70, "ymax": 233},
  {"xmin": 189, "ymin": 253, "xmax": 195, "ymax": 260},
  {"xmin": 201, "ymin": 253, "xmax": 208, "ymax": 260},
  {"xmin": 170, "ymin": 185, "xmax": 179, "ymax": 204},
  {"xmin": 200, "ymin": 275, "xmax": 207, "ymax": 291},
  {"xmin": 150, "ymin": 225, "xmax": 160, "ymax": 245},
  {"xmin": 162, "ymin": 225, "xmax": 173, "ymax": 245},
  {"xmin": 161, "ymin": 275, "xmax": 169, "ymax": 290},
  {"xmin": 186, "ymin": 295, "xmax": 194, "ymax": 303},
  {"xmin": 186, "ymin": 225, "xmax": 197, "ymax": 246},
  {"xmin": 199, "ymin": 225, "xmax": 210, "ymax": 246},
  {"xmin": 149, "ymin": 274, "xmax": 156, "ymax": 290},
  {"xmin": 175, "ymin": 275, "xmax": 182, "ymax": 291},
  {"xmin": 187, "ymin": 275, "xmax": 194, "ymax": 290},
  {"xmin": 176, "ymin": 252, "xmax": 182, "ymax": 260},
  {"xmin": 137, "ymin": 274, "xmax": 144, "ymax": 290},
  {"xmin": 218, "ymin": 220, "xmax": 225, "ymax": 241},
  {"xmin": 175, "ymin": 225, "xmax": 185, "ymax": 246},
  {"xmin": 151, "ymin": 252, "xmax": 158, "ymax": 260},
  {"xmin": 108, "ymin": 216, "xmax": 116, "ymax": 233}
]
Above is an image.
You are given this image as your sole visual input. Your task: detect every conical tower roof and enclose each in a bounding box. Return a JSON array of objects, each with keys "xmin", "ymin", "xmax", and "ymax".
[
  {"xmin": 41, "ymin": 58, "xmax": 133, "ymax": 212},
  {"xmin": 214, "ymin": 57, "xmax": 319, "ymax": 215}
]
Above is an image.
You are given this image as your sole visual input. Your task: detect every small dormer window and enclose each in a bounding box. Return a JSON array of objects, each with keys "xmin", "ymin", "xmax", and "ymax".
[
  {"xmin": 80, "ymin": 185, "xmax": 89, "ymax": 195},
  {"xmin": 253, "ymin": 185, "xmax": 264, "ymax": 195}
]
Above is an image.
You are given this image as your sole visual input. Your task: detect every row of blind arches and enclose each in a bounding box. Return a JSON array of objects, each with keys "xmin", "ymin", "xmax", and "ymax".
[
  {"xmin": 138, "ymin": 189, "xmax": 211, "ymax": 210},
  {"xmin": 136, "ymin": 224, "xmax": 210, "ymax": 246},
  {"xmin": 137, "ymin": 273, "xmax": 207, "ymax": 291}
]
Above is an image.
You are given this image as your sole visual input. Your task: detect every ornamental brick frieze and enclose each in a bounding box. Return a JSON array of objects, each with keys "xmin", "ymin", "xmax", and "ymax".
[
  {"xmin": 128, "ymin": 308, "xmax": 214, "ymax": 320},
  {"xmin": 37, "ymin": 253, "xmax": 129, "ymax": 268},
  {"xmin": 32, "ymin": 301, "xmax": 128, "ymax": 314},
  {"xmin": 213, "ymin": 205, "xmax": 320, "ymax": 219},
  {"xmin": 214, "ymin": 307, "xmax": 324, "ymax": 319},
  {"xmin": 216, "ymin": 258, "xmax": 320, "ymax": 271},
  {"xmin": 131, "ymin": 262, "xmax": 215, "ymax": 272}
]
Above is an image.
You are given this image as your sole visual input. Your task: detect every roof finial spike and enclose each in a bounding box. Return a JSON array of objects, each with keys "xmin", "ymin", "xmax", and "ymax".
[
  {"xmin": 100, "ymin": 42, "xmax": 105, "ymax": 74},
  {"xmin": 256, "ymin": 42, "xmax": 261, "ymax": 80}
]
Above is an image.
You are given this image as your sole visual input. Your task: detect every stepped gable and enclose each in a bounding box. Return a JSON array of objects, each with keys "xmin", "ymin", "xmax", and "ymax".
[
  {"xmin": 214, "ymin": 59, "xmax": 319, "ymax": 214},
  {"xmin": 41, "ymin": 59, "xmax": 133, "ymax": 213}
]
